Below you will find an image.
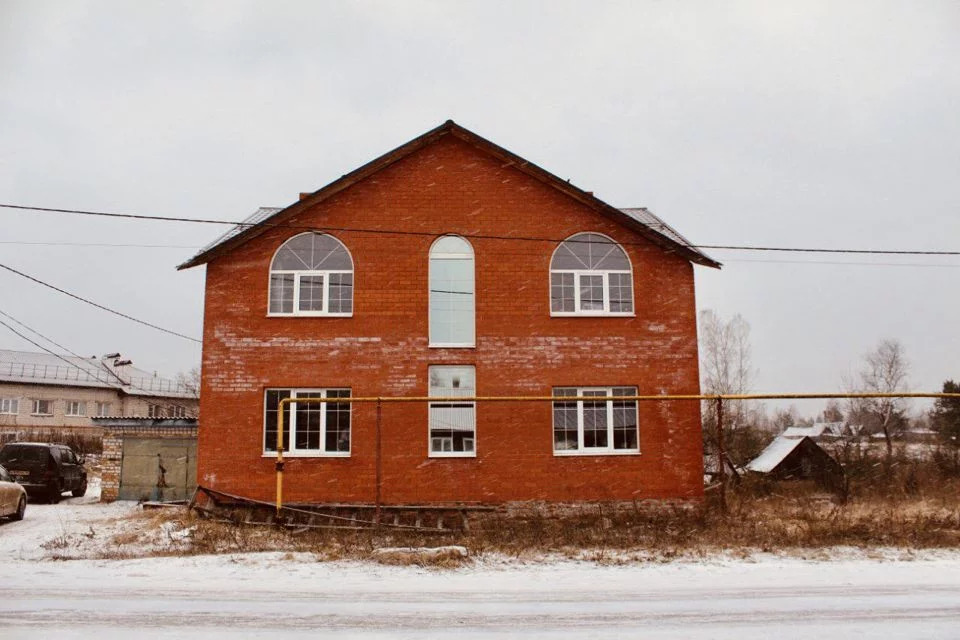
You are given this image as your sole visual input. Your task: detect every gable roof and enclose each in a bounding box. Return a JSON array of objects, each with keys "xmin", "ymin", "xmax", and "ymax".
[
  {"xmin": 746, "ymin": 435, "xmax": 809, "ymax": 473},
  {"xmin": 178, "ymin": 121, "xmax": 720, "ymax": 271}
]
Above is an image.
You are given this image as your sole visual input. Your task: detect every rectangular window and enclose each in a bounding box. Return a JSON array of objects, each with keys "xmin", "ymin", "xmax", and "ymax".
[
  {"xmin": 269, "ymin": 272, "xmax": 353, "ymax": 317},
  {"xmin": 169, "ymin": 405, "xmax": 187, "ymax": 418},
  {"xmin": 550, "ymin": 271, "xmax": 634, "ymax": 315},
  {"xmin": 0, "ymin": 398, "xmax": 18, "ymax": 415},
  {"xmin": 552, "ymin": 387, "xmax": 638, "ymax": 455},
  {"xmin": 95, "ymin": 401, "xmax": 112, "ymax": 417},
  {"xmin": 65, "ymin": 401, "xmax": 86, "ymax": 417},
  {"xmin": 428, "ymin": 366, "xmax": 476, "ymax": 456},
  {"xmin": 147, "ymin": 404, "xmax": 165, "ymax": 418},
  {"xmin": 328, "ymin": 273, "xmax": 354, "ymax": 313},
  {"xmin": 263, "ymin": 388, "xmax": 351, "ymax": 456},
  {"xmin": 269, "ymin": 273, "xmax": 294, "ymax": 314},
  {"xmin": 31, "ymin": 399, "xmax": 53, "ymax": 416}
]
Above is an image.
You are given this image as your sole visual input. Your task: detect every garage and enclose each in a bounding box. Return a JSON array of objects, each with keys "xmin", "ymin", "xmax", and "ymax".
[{"xmin": 93, "ymin": 418, "xmax": 198, "ymax": 502}]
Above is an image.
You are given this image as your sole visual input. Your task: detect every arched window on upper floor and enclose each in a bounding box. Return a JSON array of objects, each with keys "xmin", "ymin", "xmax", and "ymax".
[
  {"xmin": 268, "ymin": 232, "xmax": 354, "ymax": 316},
  {"xmin": 550, "ymin": 232, "xmax": 633, "ymax": 316},
  {"xmin": 429, "ymin": 235, "xmax": 475, "ymax": 347}
]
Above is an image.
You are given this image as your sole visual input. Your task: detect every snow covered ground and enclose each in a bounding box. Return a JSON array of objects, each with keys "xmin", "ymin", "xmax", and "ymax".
[{"xmin": 2, "ymin": 486, "xmax": 960, "ymax": 639}]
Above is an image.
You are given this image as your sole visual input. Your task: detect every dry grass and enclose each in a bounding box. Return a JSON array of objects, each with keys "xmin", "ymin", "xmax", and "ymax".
[{"xmin": 81, "ymin": 478, "xmax": 959, "ymax": 564}]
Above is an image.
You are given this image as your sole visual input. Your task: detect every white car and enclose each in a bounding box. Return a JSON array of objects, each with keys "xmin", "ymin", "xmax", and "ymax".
[{"xmin": 0, "ymin": 464, "xmax": 27, "ymax": 521}]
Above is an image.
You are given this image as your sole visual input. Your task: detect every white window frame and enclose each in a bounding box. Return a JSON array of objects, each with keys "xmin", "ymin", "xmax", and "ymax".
[
  {"xmin": 428, "ymin": 365, "xmax": 477, "ymax": 458},
  {"xmin": 147, "ymin": 404, "xmax": 165, "ymax": 418},
  {"xmin": 428, "ymin": 235, "xmax": 476, "ymax": 348},
  {"xmin": 262, "ymin": 388, "xmax": 352, "ymax": 458},
  {"xmin": 549, "ymin": 232, "xmax": 635, "ymax": 317},
  {"xmin": 552, "ymin": 386, "xmax": 640, "ymax": 456},
  {"xmin": 95, "ymin": 401, "xmax": 112, "ymax": 417},
  {"xmin": 31, "ymin": 399, "xmax": 54, "ymax": 416},
  {"xmin": 169, "ymin": 405, "xmax": 187, "ymax": 418},
  {"xmin": 65, "ymin": 400, "xmax": 86, "ymax": 417},
  {"xmin": 267, "ymin": 270, "xmax": 354, "ymax": 318},
  {"xmin": 0, "ymin": 398, "xmax": 18, "ymax": 415}
]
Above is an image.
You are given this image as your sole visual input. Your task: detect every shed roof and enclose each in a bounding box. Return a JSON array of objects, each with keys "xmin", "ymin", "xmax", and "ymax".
[
  {"xmin": 0, "ymin": 349, "xmax": 197, "ymax": 399},
  {"xmin": 746, "ymin": 436, "xmax": 808, "ymax": 473},
  {"xmin": 178, "ymin": 120, "xmax": 720, "ymax": 270}
]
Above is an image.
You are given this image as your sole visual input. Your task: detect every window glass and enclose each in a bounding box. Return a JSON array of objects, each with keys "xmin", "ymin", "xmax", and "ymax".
[
  {"xmin": 32, "ymin": 399, "xmax": 53, "ymax": 415},
  {"xmin": 552, "ymin": 387, "xmax": 639, "ymax": 454},
  {"xmin": 269, "ymin": 233, "xmax": 353, "ymax": 316},
  {"xmin": 429, "ymin": 236, "xmax": 475, "ymax": 346},
  {"xmin": 263, "ymin": 388, "xmax": 351, "ymax": 455},
  {"xmin": 428, "ymin": 366, "xmax": 476, "ymax": 455},
  {"xmin": 0, "ymin": 398, "xmax": 18, "ymax": 415},
  {"xmin": 550, "ymin": 233, "xmax": 633, "ymax": 315}
]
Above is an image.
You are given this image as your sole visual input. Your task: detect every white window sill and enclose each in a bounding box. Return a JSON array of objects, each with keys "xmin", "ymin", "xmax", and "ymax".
[
  {"xmin": 30, "ymin": 414, "xmax": 53, "ymax": 417},
  {"xmin": 550, "ymin": 312, "xmax": 636, "ymax": 318},
  {"xmin": 428, "ymin": 452, "xmax": 477, "ymax": 458},
  {"xmin": 553, "ymin": 449, "xmax": 640, "ymax": 457},
  {"xmin": 266, "ymin": 313, "xmax": 354, "ymax": 318},
  {"xmin": 428, "ymin": 343, "xmax": 476, "ymax": 349},
  {"xmin": 262, "ymin": 451, "xmax": 351, "ymax": 458}
]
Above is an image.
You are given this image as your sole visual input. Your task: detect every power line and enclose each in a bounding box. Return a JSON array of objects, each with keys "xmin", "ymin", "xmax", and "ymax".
[
  {"xmin": 0, "ymin": 262, "xmax": 202, "ymax": 344},
  {"xmin": 0, "ymin": 307, "xmax": 189, "ymax": 396},
  {"xmin": 3, "ymin": 203, "xmax": 958, "ymax": 257}
]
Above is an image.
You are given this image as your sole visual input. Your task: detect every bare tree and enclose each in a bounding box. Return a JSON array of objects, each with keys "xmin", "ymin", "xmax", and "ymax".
[
  {"xmin": 699, "ymin": 310, "xmax": 761, "ymax": 463},
  {"xmin": 848, "ymin": 339, "xmax": 909, "ymax": 460}
]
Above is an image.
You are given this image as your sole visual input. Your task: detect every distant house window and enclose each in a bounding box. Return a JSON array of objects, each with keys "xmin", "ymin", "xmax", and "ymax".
[
  {"xmin": 0, "ymin": 398, "xmax": 18, "ymax": 415},
  {"xmin": 429, "ymin": 236, "xmax": 475, "ymax": 347},
  {"xmin": 263, "ymin": 389, "xmax": 351, "ymax": 456},
  {"xmin": 268, "ymin": 233, "xmax": 354, "ymax": 316},
  {"xmin": 31, "ymin": 399, "xmax": 53, "ymax": 416},
  {"xmin": 428, "ymin": 366, "xmax": 476, "ymax": 456},
  {"xmin": 550, "ymin": 233, "xmax": 633, "ymax": 315},
  {"xmin": 552, "ymin": 387, "xmax": 639, "ymax": 455},
  {"xmin": 95, "ymin": 402, "xmax": 112, "ymax": 417},
  {"xmin": 147, "ymin": 404, "xmax": 165, "ymax": 418},
  {"xmin": 65, "ymin": 401, "xmax": 86, "ymax": 417},
  {"xmin": 169, "ymin": 405, "xmax": 187, "ymax": 418}
]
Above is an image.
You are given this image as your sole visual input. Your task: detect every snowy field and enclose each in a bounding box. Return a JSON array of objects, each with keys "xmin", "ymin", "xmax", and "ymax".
[{"xmin": 1, "ymin": 484, "xmax": 960, "ymax": 639}]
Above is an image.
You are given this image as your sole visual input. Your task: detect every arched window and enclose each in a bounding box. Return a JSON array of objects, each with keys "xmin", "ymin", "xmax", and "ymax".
[
  {"xmin": 550, "ymin": 233, "xmax": 633, "ymax": 315},
  {"xmin": 268, "ymin": 233, "xmax": 354, "ymax": 316},
  {"xmin": 429, "ymin": 235, "xmax": 475, "ymax": 347}
]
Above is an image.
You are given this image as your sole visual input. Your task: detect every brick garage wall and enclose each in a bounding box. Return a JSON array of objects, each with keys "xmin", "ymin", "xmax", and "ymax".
[
  {"xmin": 100, "ymin": 424, "xmax": 198, "ymax": 502},
  {"xmin": 197, "ymin": 135, "xmax": 704, "ymax": 505}
]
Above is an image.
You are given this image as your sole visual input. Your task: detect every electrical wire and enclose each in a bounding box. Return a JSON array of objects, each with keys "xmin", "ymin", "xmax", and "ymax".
[
  {"xmin": 0, "ymin": 262, "xmax": 201, "ymax": 343},
  {"xmin": 0, "ymin": 307, "xmax": 195, "ymax": 400},
  {"xmin": 2, "ymin": 203, "xmax": 958, "ymax": 257}
]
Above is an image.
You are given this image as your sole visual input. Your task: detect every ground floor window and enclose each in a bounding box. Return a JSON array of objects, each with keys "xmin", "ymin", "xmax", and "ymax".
[
  {"xmin": 65, "ymin": 400, "xmax": 86, "ymax": 417},
  {"xmin": 31, "ymin": 399, "xmax": 53, "ymax": 416},
  {"xmin": 552, "ymin": 386, "xmax": 639, "ymax": 455},
  {"xmin": 264, "ymin": 388, "xmax": 351, "ymax": 456},
  {"xmin": 428, "ymin": 366, "xmax": 476, "ymax": 456},
  {"xmin": 0, "ymin": 398, "xmax": 18, "ymax": 415}
]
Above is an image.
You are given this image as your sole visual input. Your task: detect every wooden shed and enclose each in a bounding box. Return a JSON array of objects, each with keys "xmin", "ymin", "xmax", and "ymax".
[{"xmin": 746, "ymin": 435, "xmax": 844, "ymax": 490}]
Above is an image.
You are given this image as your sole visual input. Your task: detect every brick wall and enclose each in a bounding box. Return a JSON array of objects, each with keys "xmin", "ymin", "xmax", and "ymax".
[{"xmin": 197, "ymin": 135, "xmax": 704, "ymax": 505}]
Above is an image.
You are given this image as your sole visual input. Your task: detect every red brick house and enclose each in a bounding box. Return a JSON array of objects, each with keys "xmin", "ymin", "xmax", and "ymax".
[{"xmin": 179, "ymin": 121, "xmax": 720, "ymax": 505}]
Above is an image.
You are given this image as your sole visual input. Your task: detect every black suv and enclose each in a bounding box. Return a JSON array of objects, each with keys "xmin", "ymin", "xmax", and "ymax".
[{"xmin": 0, "ymin": 442, "xmax": 88, "ymax": 503}]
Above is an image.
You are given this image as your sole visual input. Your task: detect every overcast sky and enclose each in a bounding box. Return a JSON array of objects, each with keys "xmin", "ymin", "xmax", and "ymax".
[{"xmin": 1, "ymin": 1, "xmax": 957, "ymax": 416}]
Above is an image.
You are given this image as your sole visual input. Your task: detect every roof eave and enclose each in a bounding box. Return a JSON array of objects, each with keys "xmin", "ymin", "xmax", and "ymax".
[{"xmin": 179, "ymin": 120, "xmax": 722, "ymax": 270}]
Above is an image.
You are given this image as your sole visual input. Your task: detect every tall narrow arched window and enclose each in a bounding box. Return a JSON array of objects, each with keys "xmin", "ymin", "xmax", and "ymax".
[
  {"xmin": 268, "ymin": 232, "xmax": 354, "ymax": 316},
  {"xmin": 429, "ymin": 235, "xmax": 475, "ymax": 347},
  {"xmin": 550, "ymin": 232, "xmax": 633, "ymax": 315}
]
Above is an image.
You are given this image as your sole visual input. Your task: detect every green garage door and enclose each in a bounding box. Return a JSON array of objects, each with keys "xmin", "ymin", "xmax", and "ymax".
[{"xmin": 118, "ymin": 438, "xmax": 197, "ymax": 502}]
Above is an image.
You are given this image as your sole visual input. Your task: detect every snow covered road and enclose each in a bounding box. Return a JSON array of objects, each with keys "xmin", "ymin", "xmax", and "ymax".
[
  {"xmin": 2, "ymin": 493, "xmax": 959, "ymax": 639},
  {"xmin": 2, "ymin": 552, "xmax": 960, "ymax": 639}
]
